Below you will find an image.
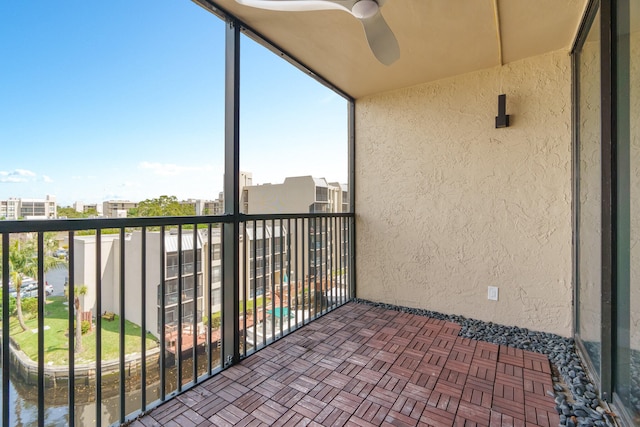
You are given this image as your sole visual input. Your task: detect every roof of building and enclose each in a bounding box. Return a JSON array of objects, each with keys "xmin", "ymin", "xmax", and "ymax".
[
  {"xmin": 165, "ymin": 231, "xmax": 203, "ymax": 252},
  {"xmin": 245, "ymin": 224, "xmax": 287, "ymax": 240}
]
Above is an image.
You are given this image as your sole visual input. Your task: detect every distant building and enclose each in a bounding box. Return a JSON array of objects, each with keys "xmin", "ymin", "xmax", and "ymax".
[
  {"xmin": 329, "ymin": 182, "xmax": 349, "ymax": 213},
  {"xmin": 242, "ymin": 175, "xmax": 349, "ymax": 281},
  {"xmin": 0, "ymin": 195, "xmax": 57, "ymax": 220},
  {"xmin": 73, "ymin": 201, "xmax": 103, "ymax": 216},
  {"xmin": 71, "ymin": 224, "xmax": 284, "ymax": 340},
  {"xmin": 181, "ymin": 198, "xmax": 224, "ymax": 216},
  {"xmin": 103, "ymin": 200, "xmax": 138, "ymax": 218},
  {"xmin": 243, "ymin": 222, "xmax": 288, "ymax": 299},
  {"xmin": 242, "ymin": 176, "xmax": 347, "ymax": 214},
  {"xmin": 73, "ymin": 229, "xmax": 222, "ymax": 339}
]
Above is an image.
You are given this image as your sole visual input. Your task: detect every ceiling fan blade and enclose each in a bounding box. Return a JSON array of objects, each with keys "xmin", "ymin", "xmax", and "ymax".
[
  {"xmin": 360, "ymin": 10, "xmax": 399, "ymax": 65},
  {"xmin": 235, "ymin": 0, "xmax": 350, "ymax": 13}
]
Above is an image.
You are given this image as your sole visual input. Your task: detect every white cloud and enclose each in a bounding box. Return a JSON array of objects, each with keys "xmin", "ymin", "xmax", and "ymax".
[
  {"xmin": 42, "ymin": 175, "xmax": 53, "ymax": 183},
  {"xmin": 0, "ymin": 168, "xmax": 39, "ymax": 183},
  {"xmin": 138, "ymin": 161, "xmax": 213, "ymax": 177},
  {"xmin": 15, "ymin": 169, "xmax": 36, "ymax": 177}
]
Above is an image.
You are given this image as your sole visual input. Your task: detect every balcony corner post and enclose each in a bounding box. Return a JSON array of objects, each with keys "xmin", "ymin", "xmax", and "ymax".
[{"xmin": 222, "ymin": 18, "xmax": 241, "ymax": 367}]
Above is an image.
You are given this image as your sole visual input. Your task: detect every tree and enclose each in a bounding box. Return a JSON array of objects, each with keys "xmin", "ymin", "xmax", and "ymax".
[
  {"xmin": 44, "ymin": 231, "xmax": 59, "ymax": 255},
  {"xmin": 8, "ymin": 239, "xmax": 67, "ymax": 332},
  {"xmin": 56, "ymin": 206, "xmax": 85, "ymax": 219},
  {"xmin": 57, "ymin": 206, "xmax": 100, "ymax": 219},
  {"xmin": 0, "ymin": 289, "xmax": 16, "ymax": 318},
  {"xmin": 65, "ymin": 284, "xmax": 88, "ymax": 353},
  {"xmin": 128, "ymin": 195, "xmax": 195, "ymax": 217}
]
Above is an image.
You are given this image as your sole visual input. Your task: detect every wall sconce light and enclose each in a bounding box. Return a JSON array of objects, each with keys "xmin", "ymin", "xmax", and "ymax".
[{"xmin": 495, "ymin": 94, "xmax": 510, "ymax": 128}]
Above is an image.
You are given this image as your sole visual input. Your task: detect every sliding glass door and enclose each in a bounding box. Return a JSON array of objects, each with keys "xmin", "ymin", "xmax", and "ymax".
[
  {"xmin": 575, "ymin": 3, "xmax": 602, "ymax": 380},
  {"xmin": 614, "ymin": 0, "xmax": 639, "ymax": 422},
  {"xmin": 575, "ymin": 0, "xmax": 640, "ymax": 424}
]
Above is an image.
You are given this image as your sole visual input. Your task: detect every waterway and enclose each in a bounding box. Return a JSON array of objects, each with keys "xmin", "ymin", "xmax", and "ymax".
[
  {"xmin": 0, "ymin": 350, "xmax": 221, "ymax": 426},
  {"xmin": 1, "ymin": 268, "xmax": 222, "ymax": 426}
]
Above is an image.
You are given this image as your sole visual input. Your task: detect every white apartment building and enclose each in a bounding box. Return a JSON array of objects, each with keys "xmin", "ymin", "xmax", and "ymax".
[
  {"xmin": 73, "ymin": 201, "xmax": 103, "ymax": 216},
  {"xmin": 72, "ymin": 229, "xmax": 222, "ymax": 339},
  {"xmin": 243, "ymin": 222, "xmax": 288, "ymax": 300},
  {"xmin": 69, "ymin": 224, "xmax": 292, "ymax": 340},
  {"xmin": 242, "ymin": 176, "xmax": 347, "ymax": 214},
  {"xmin": 182, "ymin": 198, "xmax": 224, "ymax": 216},
  {"xmin": 243, "ymin": 176, "xmax": 349, "ymax": 288},
  {"xmin": 0, "ymin": 195, "xmax": 57, "ymax": 220},
  {"xmin": 102, "ymin": 200, "xmax": 138, "ymax": 218}
]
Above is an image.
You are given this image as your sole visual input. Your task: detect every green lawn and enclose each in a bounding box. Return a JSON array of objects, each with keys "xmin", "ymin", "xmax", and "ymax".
[{"xmin": 7, "ymin": 296, "xmax": 157, "ymax": 365}]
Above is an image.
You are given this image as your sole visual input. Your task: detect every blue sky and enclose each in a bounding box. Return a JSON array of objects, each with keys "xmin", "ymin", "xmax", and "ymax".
[{"xmin": 0, "ymin": 1, "xmax": 348, "ymax": 206}]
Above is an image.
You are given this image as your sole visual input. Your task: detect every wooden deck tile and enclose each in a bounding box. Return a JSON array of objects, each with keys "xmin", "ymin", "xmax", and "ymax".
[{"xmin": 139, "ymin": 303, "xmax": 560, "ymax": 427}]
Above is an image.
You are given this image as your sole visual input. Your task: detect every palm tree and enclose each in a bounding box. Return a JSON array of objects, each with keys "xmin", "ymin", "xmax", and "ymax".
[
  {"xmin": 8, "ymin": 239, "xmax": 67, "ymax": 332},
  {"xmin": 65, "ymin": 284, "xmax": 88, "ymax": 353}
]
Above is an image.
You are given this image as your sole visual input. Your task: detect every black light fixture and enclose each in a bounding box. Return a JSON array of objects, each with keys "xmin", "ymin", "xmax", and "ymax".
[{"xmin": 495, "ymin": 94, "xmax": 510, "ymax": 128}]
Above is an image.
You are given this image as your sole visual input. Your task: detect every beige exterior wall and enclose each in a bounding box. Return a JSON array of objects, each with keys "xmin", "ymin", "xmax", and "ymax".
[{"xmin": 355, "ymin": 50, "xmax": 573, "ymax": 336}]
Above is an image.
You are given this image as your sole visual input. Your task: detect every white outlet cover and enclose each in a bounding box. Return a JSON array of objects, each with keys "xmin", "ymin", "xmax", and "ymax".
[{"xmin": 488, "ymin": 286, "xmax": 499, "ymax": 301}]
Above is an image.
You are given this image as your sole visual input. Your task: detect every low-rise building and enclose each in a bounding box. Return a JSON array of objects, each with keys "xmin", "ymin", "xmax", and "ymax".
[
  {"xmin": 102, "ymin": 200, "xmax": 138, "ymax": 218},
  {"xmin": 73, "ymin": 201, "xmax": 103, "ymax": 216},
  {"xmin": 0, "ymin": 195, "xmax": 57, "ymax": 220},
  {"xmin": 243, "ymin": 176, "xmax": 348, "ymax": 280}
]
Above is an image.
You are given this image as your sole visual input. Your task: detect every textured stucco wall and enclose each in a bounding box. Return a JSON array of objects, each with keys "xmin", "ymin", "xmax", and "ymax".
[{"xmin": 355, "ymin": 50, "xmax": 573, "ymax": 336}]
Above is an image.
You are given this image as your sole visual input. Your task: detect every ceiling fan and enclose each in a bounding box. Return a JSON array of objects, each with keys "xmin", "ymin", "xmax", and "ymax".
[{"xmin": 234, "ymin": 0, "xmax": 400, "ymax": 65}]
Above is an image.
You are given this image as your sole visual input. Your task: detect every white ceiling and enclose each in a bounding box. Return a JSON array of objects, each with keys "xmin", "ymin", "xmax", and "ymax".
[{"xmin": 197, "ymin": 0, "xmax": 589, "ymax": 99}]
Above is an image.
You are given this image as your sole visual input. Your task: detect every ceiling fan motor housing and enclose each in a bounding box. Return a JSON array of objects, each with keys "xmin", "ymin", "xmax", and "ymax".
[{"xmin": 351, "ymin": 0, "xmax": 379, "ymax": 19}]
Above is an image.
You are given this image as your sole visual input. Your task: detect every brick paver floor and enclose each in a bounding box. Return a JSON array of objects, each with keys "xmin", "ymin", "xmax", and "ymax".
[{"xmin": 134, "ymin": 303, "xmax": 560, "ymax": 427}]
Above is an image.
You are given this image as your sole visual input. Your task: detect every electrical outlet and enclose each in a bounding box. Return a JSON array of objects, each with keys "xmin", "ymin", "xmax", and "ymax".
[{"xmin": 488, "ymin": 286, "xmax": 499, "ymax": 301}]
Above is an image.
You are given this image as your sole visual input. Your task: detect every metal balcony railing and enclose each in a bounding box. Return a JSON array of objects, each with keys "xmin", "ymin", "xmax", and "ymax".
[{"xmin": 0, "ymin": 212, "xmax": 353, "ymax": 427}]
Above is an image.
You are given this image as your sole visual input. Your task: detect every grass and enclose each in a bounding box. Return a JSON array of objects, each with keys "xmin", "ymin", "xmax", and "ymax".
[{"xmin": 7, "ymin": 296, "xmax": 158, "ymax": 365}]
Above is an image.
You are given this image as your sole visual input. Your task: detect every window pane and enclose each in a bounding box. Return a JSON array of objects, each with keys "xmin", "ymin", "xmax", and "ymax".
[
  {"xmin": 577, "ymin": 9, "xmax": 602, "ymax": 375},
  {"xmin": 615, "ymin": 0, "xmax": 640, "ymax": 421}
]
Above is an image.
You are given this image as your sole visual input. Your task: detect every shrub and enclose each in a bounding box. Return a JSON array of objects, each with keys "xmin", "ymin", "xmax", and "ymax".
[
  {"xmin": 73, "ymin": 320, "xmax": 92, "ymax": 335},
  {"xmin": 210, "ymin": 316, "xmax": 221, "ymax": 329},
  {"xmin": 21, "ymin": 297, "xmax": 38, "ymax": 317},
  {"xmin": 81, "ymin": 320, "xmax": 91, "ymax": 335}
]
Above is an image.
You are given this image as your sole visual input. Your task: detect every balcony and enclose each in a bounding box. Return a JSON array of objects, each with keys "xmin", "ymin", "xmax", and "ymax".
[
  {"xmin": 0, "ymin": 213, "xmax": 353, "ymax": 426},
  {"xmin": 2, "ymin": 0, "xmax": 639, "ymax": 426}
]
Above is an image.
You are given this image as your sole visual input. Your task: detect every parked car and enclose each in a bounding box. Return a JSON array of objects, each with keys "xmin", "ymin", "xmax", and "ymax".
[
  {"xmin": 21, "ymin": 288, "xmax": 38, "ymax": 298},
  {"xmin": 7, "ymin": 278, "xmax": 52, "ymax": 298},
  {"xmin": 54, "ymin": 248, "xmax": 68, "ymax": 259},
  {"xmin": 21, "ymin": 278, "xmax": 38, "ymax": 292}
]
